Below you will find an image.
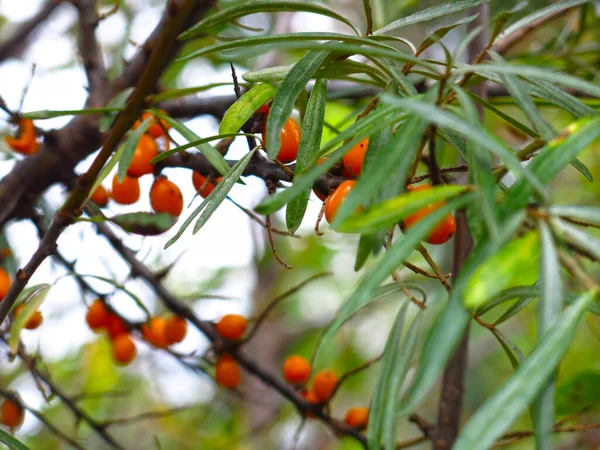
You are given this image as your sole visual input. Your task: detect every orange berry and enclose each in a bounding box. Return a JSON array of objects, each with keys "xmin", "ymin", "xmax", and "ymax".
[
  {"xmin": 150, "ymin": 176, "xmax": 184, "ymax": 216},
  {"xmin": 301, "ymin": 389, "xmax": 319, "ymax": 418},
  {"xmin": 14, "ymin": 304, "xmax": 43, "ymax": 330},
  {"xmin": 215, "ymin": 354, "xmax": 241, "ymax": 388},
  {"xmin": 324, "ymin": 180, "xmax": 356, "ymax": 223},
  {"xmin": 342, "ymin": 137, "xmax": 368, "ymax": 177},
  {"xmin": 141, "ymin": 317, "xmax": 168, "ymax": 348},
  {"xmin": 403, "ymin": 185, "xmax": 456, "ymax": 245},
  {"xmin": 164, "ymin": 316, "xmax": 187, "ymax": 345},
  {"xmin": 312, "ymin": 369, "xmax": 337, "ymax": 402},
  {"xmin": 105, "ymin": 313, "xmax": 127, "ymax": 339},
  {"xmin": 282, "ymin": 355, "xmax": 312, "ymax": 385},
  {"xmin": 111, "ymin": 334, "xmax": 136, "ymax": 365},
  {"xmin": 111, "ymin": 174, "xmax": 140, "ymax": 205},
  {"xmin": 0, "ymin": 399, "xmax": 24, "ymax": 428},
  {"xmin": 4, "ymin": 118, "xmax": 39, "ymax": 155},
  {"xmin": 90, "ymin": 185, "xmax": 110, "ymax": 207},
  {"xmin": 0, "ymin": 268, "xmax": 11, "ymax": 302},
  {"xmin": 192, "ymin": 172, "xmax": 222, "ymax": 198},
  {"xmin": 344, "ymin": 406, "xmax": 369, "ymax": 430},
  {"xmin": 134, "ymin": 110, "xmax": 170, "ymax": 139},
  {"xmin": 262, "ymin": 118, "xmax": 300, "ymax": 164},
  {"xmin": 216, "ymin": 314, "xmax": 248, "ymax": 341},
  {"xmin": 127, "ymin": 134, "xmax": 159, "ymax": 178},
  {"xmin": 86, "ymin": 299, "xmax": 109, "ymax": 331}
]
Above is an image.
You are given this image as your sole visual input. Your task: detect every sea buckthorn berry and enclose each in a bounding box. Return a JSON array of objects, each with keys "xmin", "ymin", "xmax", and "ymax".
[
  {"xmin": 105, "ymin": 313, "xmax": 127, "ymax": 339},
  {"xmin": 164, "ymin": 316, "xmax": 187, "ymax": 345},
  {"xmin": 14, "ymin": 304, "xmax": 43, "ymax": 330},
  {"xmin": 4, "ymin": 118, "xmax": 39, "ymax": 155},
  {"xmin": 312, "ymin": 369, "xmax": 337, "ymax": 402},
  {"xmin": 215, "ymin": 354, "xmax": 241, "ymax": 388},
  {"xmin": 134, "ymin": 110, "xmax": 170, "ymax": 139},
  {"xmin": 282, "ymin": 355, "xmax": 311, "ymax": 385},
  {"xmin": 0, "ymin": 268, "xmax": 11, "ymax": 302},
  {"xmin": 150, "ymin": 176, "xmax": 183, "ymax": 216},
  {"xmin": 262, "ymin": 118, "xmax": 300, "ymax": 164},
  {"xmin": 111, "ymin": 334, "xmax": 136, "ymax": 365},
  {"xmin": 90, "ymin": 185, "xmax": 110, "ymax": 207},
  {"xmin": 192, "ymin": 172, "xmax": 222, "ymax": 198},
  {"xmin": 342, "ymin": 137, "xmax": 369, "ymax": 178},
  {"xmin": 324, "ymin": 180, "xmax": 357, "ymax": 223},
  {"xmin": 86, "ymin": 299, "xmax": 109, "ymax": 331},
  {"xmin": 344, "ymin": 406, "xmax": 369, "ymax": 430},
  {"xmin": 301, "ymin": 389, "xmax": 319, "ymax": 418},
  {"xmin": 141, "ymin": 317, "xmax": 168, "ymax": 348},
  {"xmin": 1, "ymin": 399, "xmax": 24, "ymax": 428},
  {"xmin": 111, "ymin": 174, "xmax": 140, "ymax": 205},
  {"xmin": 403, "ymin": 185, "xmax": 456, "ymax": 245},
  {"xmin": 216, "ymin": 314, "xmax": 248, "ymax": 341},
  {"xmin": 127, "ymin": 134, "xmax": 159, "ymax": 178}
]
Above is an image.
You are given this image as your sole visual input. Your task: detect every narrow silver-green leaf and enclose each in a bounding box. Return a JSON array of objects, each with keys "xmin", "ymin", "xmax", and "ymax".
[
  {"xmin": 109, "ymin": 212, "xmax": 177, "ymax": 236},
  {"xmin": 9, "ymin": 284, "xmax": 51, "ymax": 355},
  {"xmin": 491, "ymin": 328, "xmax": 525, "ymax": 371},
  {"xmin": 219, "ymin": 83, "xmax": 276, "ymax": 135},
  {"xmin": 286, "ymin": 78, "xmax": 328, "ymax": 234},
  {"xmin": 100, "ymin": 88, "xmax": 134, "ymax": 132},
  {"xmin": 416, "ymin": 14, "xmax": 479, "ymax": 56},
  {"xmin": 21, "ymin": 107, "xmax": 122, "ymax": 120},
  {"xmin": 243, "ymin": 65, "xmax": 294, "ymax": 83},
  {"xmin": 77, "ymin": 274, "xmax": 150, "ymax": 319},
  {"xmin": 0, "ymin": 428, "xmax": 32, "ymax": 450},
  {"xmin": 87, "ymin": 145, "xmax": 124, "ymax": 203},
  {"xmin": 552, "ymin": 218, "xmax": 600, "ymax": 262},
  {"xmin": 117, "ymin": 116, "xmax": 152, "ymax": 183},
  {"xmin": 547, "ymin": 205, "xmax": 600, "ymax": 225}
]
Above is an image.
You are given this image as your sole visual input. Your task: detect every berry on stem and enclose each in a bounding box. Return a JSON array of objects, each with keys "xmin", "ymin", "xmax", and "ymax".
[
  {"xmin": 216, "ymin": 314, "xmax": 248, "ymax": 341},
  {"xmin": 127, "ymin": 134, "xmax": 159, "ymax": 178},
  {"xmin": 403, "ymin": 185, "xmax": 456, "ymax": 245},
  {"xmin": 301, "ymin": 389, "xmax": 319, "ymax": 418},
  {"xmin": 150, "ymin": 176, "xmax": 184, "ymax": 216},
  {"xmin": 344, "ymin": 406, "xmax": 369, "ymax": 430},
  {"xmin": 262, "ymin": 118, "xmax": 300, "ymax": 164},
  {"xmin": 312, "ymin": 369, "xmax": 337, "ymax": 402},
  {"xmin": 90, "ymin": 185, "xmax": 110, "ymax": 207},
  {"xmin": 282, "ymin": 355, "xmax": 311, "ymax": 385},
  {"xmin": 13, "ymin": 304, "xmax": 43, "ymax": 330},
  {"xmin": 192, "ymin": 172, "xmax": 222, "ymax": 198},
  {"xmin": 111, "ymin": 174, "xmax": 140, "ymax": 205},
  {"xmin": 86, "ymin": 299, "xmax": 109, "ymax": 331},
  {"xmin": 0, "ymin": 399, "xmax": 24, "ymax": 428},
  {"xmin": 0, "ymin": 268, "xmax": 11, "ymax": 302},
  {"xmin": 134, "ymin": 110, "xmax": 170, "ymax": 139},
  {"xmin": 112, "ymin": 334, "xmax": 136, "ymax": 365},
  {"xmin": 324, "ymin": 180, "xmax": 356, "ymax": 223},
  {"xmin": 342, "ymin": 137, "xmax": 369, "ymax": 177},
  {"xmin": 215, "ymin": 354, "xmax": 241, "ymax": 388},
  {"xmin": 4, "ymin": 118, "xmax": 39, "ymax": 155},
  {"xmin": 141, "ymin": 317, "xmax": 168, "ymax": 348},
  {"xmin": 105, "ymin": 313, "xmax": 127, "ymax": 339},
  {"xmin": 164, "ymin": 316, "xmax": 187, "ymax": 345}
]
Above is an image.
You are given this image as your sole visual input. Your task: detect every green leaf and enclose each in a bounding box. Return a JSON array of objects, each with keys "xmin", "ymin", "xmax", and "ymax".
[
  {"xmin": 490, "ymin": 1, "xmax": 527, "ymax": 43},
  {"xmin": 152, "ymin": 110, "xmax": 230, "ymax": 176},
  {"xmin": 100, "ymin": 88, "xmax": 134, "ymax": 132},
  {"xmin": 108, "ymin": 212, "xmax": 178, "ymax": 236},
  {"xmin": 266, "ymin": 50, "xmax": 329, "ymax": 159},
  {"xmin": 525, "ymin": 78, "xmax": 595, "ymax": 119},
  {"xmin": 0, "ymin": 428, "xmax": 32, "ymax": 450},
  {"xmin": 338, "ymin": 185, "xmax": 467, "ymax": 234},
  {"xmin": 315, "ymin": 195, "xmax": 471, "ymax": 362},
  {"xmin": 117, "ymin": 116, "xmax": 152, "ymax": 183},
  {"xmin": 491, "ymin": 328, "xmax": 525, "ymax": 371},
  {"xmin": 568, "ymin": 157, "xmax": 593, "ymax": 182},
  {"xmin": 495, "ymin": 0, "xmax": 591, "ymax": 43},
  {"xmin": 454, "ymin": 290, "xmax": 597, "ymax": 450},
  {"xmin": 286, "ymin": 78, "xmax": 328, "ymax": 234},
  {"xmin": 219, "ymin": 83, "xmax": 276, "ymax": 135},
  {"xmin": 179, "ymin": 0, "xmax": 360, "ymax": 40},
  {"xmin": 494, "ymin": 294, "xmax": 535, "ymax": 325},
  {"xmin": 88, "ymin": 145, "xmax": 124, "ymax": 202},
  {"xmin": 416, "ymin": 14, "xmax": 479, "ymax": 56},
  {"xmin": 465, "ymin": 231, "xmax": 540, "ymax": 310},
  {"xmin": 9, "ymin": 284, "xmax": 51, "ymax": 356},
  {"xmin": 373, "ymin": 0, "xmax": 489, "ymax": 35},
  {"xmin": 547, "ymin": 205, "xmax": 600, "ymax": 225},
  {"xmin": 552, "ymin": 219, "xmax": 600, "ymax": 262},
  {"xmin": 21, "ymin": 107, "xmax": 123, "ymax": 120},
  {"xmin": 556, "ymin": 372, "xmax": 600, "ymax": 415},
  {"xmin": 476, "ymin": 286, "xmax": 539, "ymax": 315},
  {"xmin": 243, "ymin": 65, "xmax": 295, "ymax": 83},
  {"xmin": 151, "ymin": 83, "xmax": 238, "ymax": 103},
  {"xmin": 150, "ymin": 133, "xmax": 253, "ymax": 165}
]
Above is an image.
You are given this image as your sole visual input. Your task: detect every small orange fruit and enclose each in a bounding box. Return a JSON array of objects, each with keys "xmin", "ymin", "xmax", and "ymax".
[
  {"xmin": 215, "ymin": 354, "xmax": 241, "ymax": 388},
  {"xmin": 150, "ymin": 176, "xmax": 184, "ymax": 216},
  {"xmin": 324, "ymin": 180, "xmax": 356, "ymax": 223},
  {"xmin": 86, "ymin": 299, "xmax": 109, "ymax": 331},
  {"xmin": 105, "ymin": 313, "xmax": 127, "ymax": 339},
  {"xmin": 301, "ymin": 389, "xmax": 320, "ymax": 418},
  {"xmin": 164, "ymin": 316, "xmax": 187, "ymax": 345},
  {"xmin": 344, "ymin": 406, "xmax": 369, "ymax": 430},
  {"xmin": 134, "ymin": 110, "xmax": 170, "ymax": 139},
  {"xmin": 342, "ymin": 137, "xmax": 368, "ymax": 178},
  {"xmin": 90, "ymin": 185, "xmax": 109, "ymax": 207},
  {"xmin": 0, "ymin": 268, "xmax": 11, "ymax": 301},
  {"xmin": 141, "ymin": 317, "xmax": 168, "ymax": 348},
  {"xmin": 111, "ymin": 174, "xmax": 140, "ymax": 205},
  {"xmin": 5, "ymin": 118, "xmax": 39, "ymax": 155},
  {"xmin": 13, "ymin": 303, "xmax": 43, "ymax": 330},
  {"xmin": 192, "ymin": 172, "xmax": 221, "ymax": 198},
  {"xmin": 262, "ymin": 118, "xmax": 300, "ymax": 164},
  {"xmin": 127, "ymin": 134, "xmax": 159, "ymax": 178},
  {"xmin": 282, "ymin": 355, "xmax": 312, "ymax": 385},
  {"xmin": 111, "ymin": 334, "xmax": 136, "ymax": 365},
  {"xmin": 403, "ymin": 185, "xmax": 456, "ymax": 245},
  {"xmin": 0, "ymin": 399, "xmax": 24, "ymax": 428},
  {"xmin": 216, "ymin": 314, "xmax": 248, "ymax": 341},
  {"xmin": 312, "ymin": 369, "xmax": 338, "ymax": 402}
]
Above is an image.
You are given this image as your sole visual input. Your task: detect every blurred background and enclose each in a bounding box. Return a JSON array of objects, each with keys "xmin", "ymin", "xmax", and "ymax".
[{"xmin": 1, "ymin": 0, "xmax": 600, "ymax": 448}]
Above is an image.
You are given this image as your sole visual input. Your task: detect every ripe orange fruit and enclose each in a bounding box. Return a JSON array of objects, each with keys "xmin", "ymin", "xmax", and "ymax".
[
  {"xmin": 111, "ymin": 334, "xmax": 136, "ymax": 365},
  {"xmin": 105, "ymin": 313, "xmax": 127, "ymax": 339},
  {"xmin": 0, "ymin": 399, "xmax": 24, "ymax": 428},
  {"xmin": 344, "ymin": 406, "xmax": 369, "ymax": 430},
  {"xmin": 215, "ymin": 354, "xmax": 241, "ymax": 388},
  {"xmin": 282, "ymin": 355, "xmax": 311, "ymax": 385},
  {"xmin": 403, "ymin": 185, "xmax": 456, "ymax": 245},
  {"xmin": 150, "ymin": 176, "xmax": 183, "ymax": 216},
  {"xmin": 216, "ymin": 314, "xmax": 248, "ymax": 341},
  {"xmin": 141, "ymin": 317, "xmax": 168, "ymax": 348},
  {"xmin": 192, "ymin": 172, "xmax": 222, "ymax": 198},
  {"xmin": 262, "ymin": 118, "xmax": 300, "ymax": 164},
  {"xmin": 4, "ymin": 118, "xmax": 39, "ymax": 155},
  {"xmin": 13, "ymin": 304, "xmax": 43, "ymax": 330},
  {"xmin": 86, "ymin": 299, "xmax": 109, "ymax": 331},
  {"xmin": 312, "ymin": 369, "xmax": 337, "ymax": 402},
  {"xmin": 134, "ymin": 110, "xmax": 170, "ymax": 139},
  {"xmin": 0, "ymin": 268, "xmax": 11, "ymax": 301},
  {"xmin": 342, "ymin": 137, "xmax": 368, "ymax": 178},
  {"xmin": 164, "ymin": 316, "xmax": 187, "ymax": 345},
  {"xmin": 111, "ymin": 174, "xmax": 140, "ymax": 205},
  {"xmin": 127, "ymin": 134, "xmax": 159, "ymax": 178},
  {"xmin": 324, "ymin": 180, "xmax": 356, "ymax": 223},
  {"xmin": 301, "ymin": 389, "xmax": 319, "ymax": 418},
  {"xmin": 90, "ymin": 185, "xmax": 109, "ymax": 207}
]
